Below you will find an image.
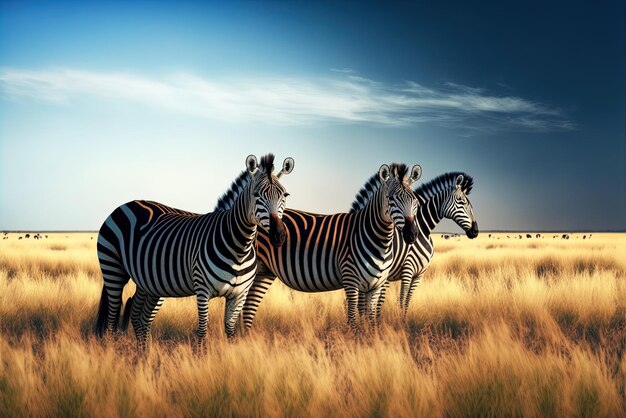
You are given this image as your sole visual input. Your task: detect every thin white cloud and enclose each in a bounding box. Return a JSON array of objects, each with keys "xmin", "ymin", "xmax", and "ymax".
[
  {"xmin": 0, "ymin": 67, "xmax": 573, "ymax": 132},
  {"xmin": 330, "ymin": 67, "xmax": 354, "ymax": 73}
]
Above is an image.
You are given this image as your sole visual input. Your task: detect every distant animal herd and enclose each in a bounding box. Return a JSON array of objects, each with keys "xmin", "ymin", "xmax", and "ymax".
[
  {"xmin": 480, "ymin": 233, "xmax": 591, "ymax": 240},
  {"xmin": 3, "ymin": 232, "xmax": 48, "ymax": 240},
  {"xmin": 0, "ymin": 154, "xmax": 593, "ymax": 351},
  {"xmin": 2, "ymin": 233, "xmax": 93, "ymax": 240},
  {"xmin": 3, "ymin": 231, "xmax": 589, "ymax": 242}
]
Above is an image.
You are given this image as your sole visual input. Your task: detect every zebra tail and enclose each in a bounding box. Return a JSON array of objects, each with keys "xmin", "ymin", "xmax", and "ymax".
[
  {"xmin": 121, "ymin": 296, "xmax": 134, "ymax": 332},
  {"xmin": 94, "ymin": 286, "xmax": 109, "ymax": 338}
]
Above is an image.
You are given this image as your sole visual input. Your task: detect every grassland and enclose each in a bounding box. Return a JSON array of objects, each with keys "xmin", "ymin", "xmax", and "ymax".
[{"xmin": 1, "ymin": 232, "xmax": 625, "ymax": 417}]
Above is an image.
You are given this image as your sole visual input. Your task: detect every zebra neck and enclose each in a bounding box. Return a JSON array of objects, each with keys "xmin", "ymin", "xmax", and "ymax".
[
  {"xmin": 225, "ymin": 184, "xmax": 258, "ymax": 252},
  {"xmin": 356, "ymin": 188, "xmax": 394, "ymax": 246},
  {"xmin": 416, "ymin": 194, "xmax": 444, "ymax": 238}
]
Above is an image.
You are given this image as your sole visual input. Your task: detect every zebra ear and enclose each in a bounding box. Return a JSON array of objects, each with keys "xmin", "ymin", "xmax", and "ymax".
[
  {"xmin": 246, "ymin": 155, "xmax": 258, "ymax": 174},
  {"xmin": 409, "ymin": 164, "xmax": 422, "ymax": 184},
  {"xmin": 455, "ymin": 174, "xmax": 464, "ymax": 188},
  {"xmin": 378, "ymin": 164, "xmax": 390, "ymax": 182},
  {"xmin": 277, "ymin": 157, "xmax": 294, "ymax": 178}
]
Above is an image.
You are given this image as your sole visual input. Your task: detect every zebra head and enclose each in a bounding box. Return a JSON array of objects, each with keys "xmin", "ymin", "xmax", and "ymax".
[
  {"xmin": 440, "ymin": 174, "xmax": 478, "ymax": 239},
  {"xmin": 380, "ymin": 163, "xmax": 422, "ymax": 244},
  {"xmin": 246, "ymin": 154, "xmax": 294, "ymax": 247}
]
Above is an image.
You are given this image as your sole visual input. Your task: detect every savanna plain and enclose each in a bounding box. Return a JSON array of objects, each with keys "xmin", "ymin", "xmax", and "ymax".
[{"xmin": 1, "ymin": 232, "xmax": 625, "ymax": 417}]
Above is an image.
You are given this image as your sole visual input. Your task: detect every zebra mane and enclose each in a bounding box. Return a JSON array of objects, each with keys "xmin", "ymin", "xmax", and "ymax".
[
  {"xmin": 215, "ymin": 170, "xmax": 251, "ymax": 211},
  {"xmin": 349, "ymin": 163, "xmax": 407, "ymax": 213},
  {"xmin": 260, "ymin": 153, "xmax": 275, "ymax": 182},
  {"xmin": 391, "ymin": 163, "xmax": 409, "ymax": 181},
  {"xmin": 413, "ymin": 172, "xmax": 474, "ymax": 202},
  {"xmin": 214, "ymin": 154, "xmax": 277, "ymax": 211},
  {"xmin": 349, "ymin": 174, "xmax": 381, "ymax": 213}
]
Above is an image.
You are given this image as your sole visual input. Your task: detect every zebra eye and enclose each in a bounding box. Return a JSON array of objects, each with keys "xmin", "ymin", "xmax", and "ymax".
[
  {"xmin": 254, "ymin": 192, "xmax": 260, "ymax": 198},
  {"xmin": 283, "ymin": 192, "xmax": 290, "ymax": 198}
]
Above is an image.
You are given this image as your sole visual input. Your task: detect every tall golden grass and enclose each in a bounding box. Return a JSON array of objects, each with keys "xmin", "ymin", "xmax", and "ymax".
[{"xmin": 1, "ymin": 232, "xmax": 625, "ymax": 417}]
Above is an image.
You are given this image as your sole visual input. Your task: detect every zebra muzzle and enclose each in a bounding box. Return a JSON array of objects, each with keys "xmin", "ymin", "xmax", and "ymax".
[
  {"xmin": 402, "ymin": 216, "xmax": 418, "ymax": 244},
  {"xmin": 269, "ymin": 213, "xmax": 287, "ymax": 247},
  {"xmin": 466, "ymin": 221, "xmax": 479, "ymax": 239}
]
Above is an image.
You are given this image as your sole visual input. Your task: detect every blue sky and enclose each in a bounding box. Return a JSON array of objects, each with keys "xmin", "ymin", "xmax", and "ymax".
[{"xmin": 1, "ymin": 0, "xmax": 624, "ymax": 231}]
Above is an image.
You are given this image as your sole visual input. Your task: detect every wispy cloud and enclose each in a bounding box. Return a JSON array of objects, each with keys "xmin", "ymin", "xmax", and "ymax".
[
  {"xmin": 330, "ymin": 68, "xmax": 354, "ymax": 74},
  {"xmin": 0, "ymin": 68, "xmax": 574, "ymax": 132}
]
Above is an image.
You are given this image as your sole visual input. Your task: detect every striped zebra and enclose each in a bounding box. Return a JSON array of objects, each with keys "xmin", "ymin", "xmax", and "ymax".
[
  {"xmin": 242, "ymin": 163, "xmax": 422, "ymax": 329},
  {"xmin": 372, "ymin": 172, "xmax": 478, "ymax": 316},
  {"xmin": 95, "ymin": 154, "xmax": 294, "ymax": 349}
]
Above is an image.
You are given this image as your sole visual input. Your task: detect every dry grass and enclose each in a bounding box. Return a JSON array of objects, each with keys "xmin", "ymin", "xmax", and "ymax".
[{"xmin": 1, "ymin": 232, "xmax": 625, "ymax": 417}]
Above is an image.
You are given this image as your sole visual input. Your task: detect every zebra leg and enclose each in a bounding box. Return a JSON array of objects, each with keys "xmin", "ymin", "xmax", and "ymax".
[
  {"xmin": 358, "ymin": 291, "xmax": 367, "ymax": 319},
  {"xmin": 242, "ymin": 274, "xmax": 275, "ymax": 332},
  {"xmin": 196, "ymin": 294, "xmax": 211, "ymax": 348},
  {"xmin": 128, "ymin": 288, "xmax": 148, "ymax": 339},
  {"xmin": 375, "ymin": 281, "xmax": 390, "ymax": 321},
  {"xmin": 340, "ymin": 260, "xmax": 361, "ymax": 329},
  {"xmin": 365, "ymin": 285, "xmax": 384, "ymax": 328},
  {"xmin": 344, "ymin": 285, "xmax": 360, "ymax": 329},
  {"xmin": 398, "ymin": 270, "xmax": 414, "ymax": 318},
  {"xmin": 137, "ymin": 294, "xmax": 164, "ymax": 352},
  {"xmin": 403, "ymin": 273, "xmax": 424, "ymax": 314},
  {"xmin": 224, "ymin": 293, "xmax": 247, "ymax": 339}
]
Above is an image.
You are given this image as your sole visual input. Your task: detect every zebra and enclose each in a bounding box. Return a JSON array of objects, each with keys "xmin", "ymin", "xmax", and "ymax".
[
  {"xmin": 242, "ymin": 163, "xmax": 422, "ymax": 330},
  {"xmin": 375, "ymin": 172, "xmax": 478, "ymax": 316},
  {"xmin": 95, "ymin": 154, "xmax": 294, "ymax": 349}
]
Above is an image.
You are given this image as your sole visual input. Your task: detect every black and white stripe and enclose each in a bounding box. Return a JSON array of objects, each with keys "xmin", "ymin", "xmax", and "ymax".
[
  {"xmin": 242, "ymin": 163, "xmax": 421, "ymax": 329},
  {"xmin": 374, "ymin": 172, "xmax": 478, "ymax": 316},
  {"xmin": 94, "ymin": 154, "xmax": 294, "ymax": 349}
]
